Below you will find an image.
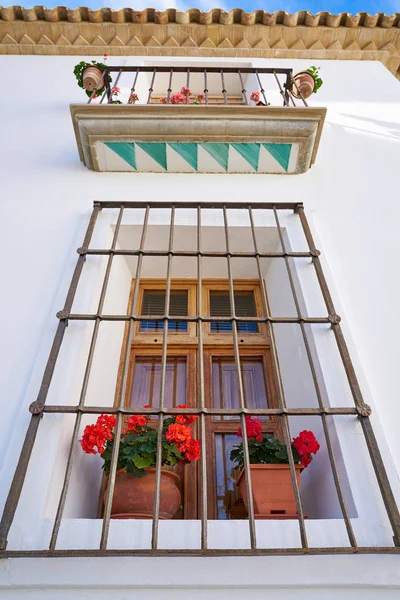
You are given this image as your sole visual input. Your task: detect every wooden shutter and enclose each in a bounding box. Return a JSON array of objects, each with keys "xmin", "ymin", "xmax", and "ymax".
[
  {"xmin": 141, "ymin": 290, "xmax": 188, "ymax": 331},
  {"xmin": 209, "ymin": 291, "xmax": 257, "ymax": 333}
]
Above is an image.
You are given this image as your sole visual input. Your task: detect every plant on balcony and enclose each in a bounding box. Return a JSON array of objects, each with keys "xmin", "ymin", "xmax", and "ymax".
[
  {"xmin": 109, "ymin": 86, "xmax": 122, "ymax": 104},
  {"xmin": 79, "ymin": 406, "xmax": 200, "ymax": 519},
  {"xmin": 160, "ymin": 86, "xmax": 204, "ymax": 105},
  {"xmin": 230, "ymin": 416, "xmax": 320, "ymax": 519},
  {"xmin": 73, "ymin": 53, "xmax": 112, "ymax": 99},
  {"xmin": 128, "ymin": 92, "xmax": 139, "ymax": 104},
  {"xmin": 291, "ymin": 66, "xmax": 323, "ymax": 99},
  {"xmin": 250, "ymin": 91, "xmax": 270, "ymax": 106}
]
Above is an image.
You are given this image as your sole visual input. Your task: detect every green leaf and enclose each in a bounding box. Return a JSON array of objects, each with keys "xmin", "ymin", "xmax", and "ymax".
[{"xmin": 133, "ymin": 455, "xmax": 154, "ymax": 469}]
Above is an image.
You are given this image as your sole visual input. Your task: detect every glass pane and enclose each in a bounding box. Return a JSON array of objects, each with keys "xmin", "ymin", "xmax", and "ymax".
[
  {"xmin": 130, "ymin": 357, "xmax": 186, "ymax": 408},
  {"xmin": 212, "ymin": 357, "xmax": 269, "ymax": 420},
  {"xmin": 215, "ymin": 434, "xmax": 244, "ymax": 519},
  {"xmin": 210, "ymin": 290, "xmax": 257, "ymax": 333},
  {"xmin": 140, "ymin": 290, "xmax": 188, "ymax": 332}
]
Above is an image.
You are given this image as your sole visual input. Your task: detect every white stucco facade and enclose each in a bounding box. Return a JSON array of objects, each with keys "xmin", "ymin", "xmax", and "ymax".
[{"xmin": 0, "ymin": 55, "xmax": 400, "ymax": 596}]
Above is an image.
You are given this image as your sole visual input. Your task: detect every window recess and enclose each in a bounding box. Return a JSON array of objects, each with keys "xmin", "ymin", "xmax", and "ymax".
[{"xmin": 1, "ymin": 202, "xmax": 399, "ymax": 558}]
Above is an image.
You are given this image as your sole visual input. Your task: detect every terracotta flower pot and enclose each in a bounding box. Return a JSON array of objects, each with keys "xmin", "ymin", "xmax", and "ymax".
[
  {"xmin": 237, "ymin": 464, "xmax": 302, "ymax": 519},
  {"xmin": 291, "ymin": 71, "xmax": 315, "ymax": 99},
  {"xmin": 105, "ymin": 468, "xmax": 181, "ymax": 519},
  {"xmin": 82, "ymin": 66, "xmax": 105, "ymax": 93}
]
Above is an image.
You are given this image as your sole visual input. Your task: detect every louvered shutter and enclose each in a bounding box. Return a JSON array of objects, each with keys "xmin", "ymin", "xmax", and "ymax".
[
  {"xmin": 210, "ymin": 291, "xmax": 257, "ymax": 333},
  {"xmin": 140, "ymin": 290, "xmax": 188, "ymax": 332}
]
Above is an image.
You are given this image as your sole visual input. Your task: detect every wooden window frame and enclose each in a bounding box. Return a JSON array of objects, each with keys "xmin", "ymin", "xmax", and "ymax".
[{"xmin": 112, "ymin": 278, "xmax": 278, "ymax": 520}]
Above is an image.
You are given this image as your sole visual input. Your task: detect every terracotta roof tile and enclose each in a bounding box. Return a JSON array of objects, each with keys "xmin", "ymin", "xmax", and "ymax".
[{"xmin": 0, "ymin": 7, "xmax": 399, "ymax": 28}]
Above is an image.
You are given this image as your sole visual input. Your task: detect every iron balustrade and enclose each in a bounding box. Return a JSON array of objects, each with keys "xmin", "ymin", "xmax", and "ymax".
[
  {"xmin": 85, "ymin": 66, "xmax": 309, "ymax": 107},
  {"xmin": 0, "ymin": 201, "xmax": 399, "ymax": 558}
]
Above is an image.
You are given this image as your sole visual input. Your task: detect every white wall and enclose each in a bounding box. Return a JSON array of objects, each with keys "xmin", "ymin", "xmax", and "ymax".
[{"xmin": 0, "ymin": 54, "xmax": 400, "ymax": 593}]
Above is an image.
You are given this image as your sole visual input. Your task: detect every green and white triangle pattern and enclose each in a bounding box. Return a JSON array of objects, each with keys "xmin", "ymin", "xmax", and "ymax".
[{"xmin": 100, "ymin": 141, "xmax": 294, "ymax": 173}]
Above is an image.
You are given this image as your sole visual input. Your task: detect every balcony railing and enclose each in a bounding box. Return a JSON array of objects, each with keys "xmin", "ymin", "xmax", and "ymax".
[
  {"xmin": 86, "ymin": 66, "xmax": 310, "ymax": 108},
  {"xmin": 0, "ymin": 202, "xmax": 399, "ymax": 558}
]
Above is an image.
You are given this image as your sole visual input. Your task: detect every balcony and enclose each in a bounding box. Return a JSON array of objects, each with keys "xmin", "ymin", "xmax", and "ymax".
[{"xmin": 70, "ymin": 66, "xmax": 326, "ymax": 174}]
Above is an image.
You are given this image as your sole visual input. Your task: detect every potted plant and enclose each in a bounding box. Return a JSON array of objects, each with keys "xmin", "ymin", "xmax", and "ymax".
[
  {"xmin": 291, "ymin": 66, "xmax": 323, "ymax": 99},
  {"xmin": 230, "ymin": 416, "xmax": 320, "ymax": 519},
  {"xmin": 79, "ymin": 406, "xmax": 200, "ymax": 519},
  {"xmin": 73, "ymin": 53, "xmax": 111, "ymax": 98}
]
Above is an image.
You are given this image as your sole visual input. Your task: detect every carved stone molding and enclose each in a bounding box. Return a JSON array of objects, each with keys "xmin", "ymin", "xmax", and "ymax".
[{"xmin": 1, "ymin": 8, "xmax": 399, "ymax": 78}]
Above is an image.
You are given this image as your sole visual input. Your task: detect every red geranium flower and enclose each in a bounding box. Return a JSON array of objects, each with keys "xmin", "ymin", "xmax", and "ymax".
[
  {"xmin": 250, "ymin": 91, "xmax": 260, "ymax": 103},
  {"xmin": 166, "ymin": 423, "xmax": 192, "ymax": 445},
  {"xmin": 237, "ymin": 416, "xmax": 263, "ymax": 442},
  {"xmin": 175, "ymin": 404, "xmax": 198, "ymax": 425},
  {"xmin": 127, "ymin": 414, "xmax": 147, "ymax": 432},
  {"xmin": 293, "ymin": 430, "xmax": 320, "ymax": 468},
  {"xmin": 183, "ymin": 438, "xmax": 201, "ymax": 461}
]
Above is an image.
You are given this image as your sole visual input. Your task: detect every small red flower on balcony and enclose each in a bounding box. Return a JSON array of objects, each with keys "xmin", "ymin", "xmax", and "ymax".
[
  {"xmin": 180, "ymin": 86, "xmax": 192, "ymax": 97},
  {"xmin": 128, "ymin": 92, "xmax": 139, "ymax": 104},
  {"xmin": 250, "ymin": 91, "xmax": 260, "ymax": 103},
  {"xmin": 111, "ymin": 86, "xmax": 120, "ymax": 96}
]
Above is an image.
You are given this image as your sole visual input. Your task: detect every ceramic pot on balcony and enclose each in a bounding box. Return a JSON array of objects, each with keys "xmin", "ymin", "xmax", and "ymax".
[
  {"xmin": 237, "ymin": 464, "xmax": 302, "ymax": 519},
  {"xmin": 82, "ymin": 66, "xmax": 105, "ymax": 93},
  {"xmin": 291, "ymin": 71, "xmax": 315, "ymax": 99},
  {"xmin": 106, "ymin": 468, "xmax": 181, "ymax": 519}
]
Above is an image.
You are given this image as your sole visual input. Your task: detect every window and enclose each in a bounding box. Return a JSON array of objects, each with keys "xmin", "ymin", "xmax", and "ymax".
[
  {"xmin": 2, "ymin": 202, "xmax": 399, "ymax": 557},
  {"xmin": 123, "ymin": 279, "xmax": 275, "ymax": 519}
]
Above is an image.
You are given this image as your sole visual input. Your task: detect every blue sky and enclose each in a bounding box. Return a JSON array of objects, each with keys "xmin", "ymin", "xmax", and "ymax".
[{"xmin": 2, "ymin": 1, "xmax": 399, "ymax": 13}]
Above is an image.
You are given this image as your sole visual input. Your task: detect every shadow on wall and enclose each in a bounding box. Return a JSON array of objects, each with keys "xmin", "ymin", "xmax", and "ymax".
[{"xmin": 339, "ymin": 113, "xmax": 400, "ymax": 140}]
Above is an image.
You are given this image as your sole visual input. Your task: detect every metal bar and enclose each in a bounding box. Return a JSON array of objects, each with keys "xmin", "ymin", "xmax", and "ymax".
[
  {"xmin": 273, "ymin": 70, "xmax": 288, "ymax": 107},
  {"xmin": 238, "ymin": 70, "xmax": 248, "ymax": 105},
  {"xmin": 197, "ymin": 205, "xmax": 208, "ymax": 549},
  {"xmin": 97, "ymin": 201, "xmax": 304, "ymax": 210},
  {"xmin": 203, "ymin": 70, "xmax": 208, "ymax": 105},
  {"xmin": 129, "ymin": 69, "xmax": 139, "ymax": 103},
  {"xmin": 284, "ymin": 71, "xmax": 292, "ymax": 106},
  {"xmin": 0, "ymin": 204, "xmax": 100, "ymax": 551},
  {"xmin": 49, "ymin": 207, "xmax": 125, "ymax": 550},
  {"xmin": 2, "ymin": 546, "xmax": 400, "ymax": 558},
  {"xmin": 186, "ymin": 69, "xmax": 190, "ymax": 104},
  {"xmin": 167, "ymin": 69, "xmax": 173, "ymax": 103},
  {"xmin": 104, "ymin": 68, "xmax": 112, "ymax": 104},
  {"xmin": 99, "ymin": 206, "xmax": 150, "ymax": 550},
  {"xmin": 220, "ymin": 70, "xmax": 227, "ymax": 105},
  {"xmin": 100, "ymin": 413, "xmax": 122, "ymax": 549},
  {"xmin": 272, "ymin": 207, "xmax": 357, "ymax": 548},
  {"xmin": 65, "ymin": 314, "xmax": 331, "ymax": 324},
  {"xmin": 84, "ymin": 249, "xmax": 313, "ymax": 258},
  {"xmin": 248, "ymin": 206, "xmax": 308, "ymax": 548},
  {"xmin": 103, "ymin": 67, "xmax": 296, "ymax": 75},
  {"xmin": 255, "ymin": 70, "xmax": 268, "ymax": 106},
  {"xmin": 151, "ymin": 206, "xmax": 175, "ymax": 551},
  {"xmin": 297, "ymin": 206, "xmax": 400, "ymax": 547},
  {"xmin": 147, "ymin": 68, "xmax": 157, "ymax": 104},
  {"xmin": 40, "ymin": 406, "xmax": 359, "ymax": 417},
  {"xmin": 222, "ymin": 205, "xmax": 256, "ymax": 549}
]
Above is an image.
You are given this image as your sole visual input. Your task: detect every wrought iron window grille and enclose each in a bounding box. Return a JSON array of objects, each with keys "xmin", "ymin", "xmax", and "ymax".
[{"xmin": 0, "ymin": 201, "xmax": 399, "ymax": 558}]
